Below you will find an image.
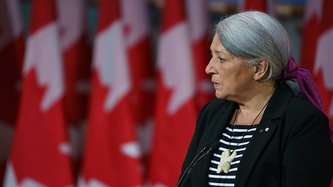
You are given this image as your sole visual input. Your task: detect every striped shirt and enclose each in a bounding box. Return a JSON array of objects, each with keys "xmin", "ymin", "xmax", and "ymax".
[{"xmin": 208, "ymin": 124, "xmax": 258, "ymax": 186}]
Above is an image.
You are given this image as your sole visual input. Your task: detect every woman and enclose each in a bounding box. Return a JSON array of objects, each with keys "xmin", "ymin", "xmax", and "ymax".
[{"xmin": 178, "ymin": 11, "xmax": 333, "ymax": 187}]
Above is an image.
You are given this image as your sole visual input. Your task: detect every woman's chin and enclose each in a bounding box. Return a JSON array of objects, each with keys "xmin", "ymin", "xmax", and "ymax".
[{"xmin": 214, "ymin": 91, "xmax": 225, "ymax": 99}]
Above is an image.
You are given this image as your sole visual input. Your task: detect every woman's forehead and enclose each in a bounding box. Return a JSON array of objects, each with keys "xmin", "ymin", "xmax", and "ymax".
[
  {"xmin": 211, "ymin": 35, "xmax": 224, "ymax": 51},
  {"xmin": 211, "ymin": 37, "xmax": 233, "ymax": 56}
]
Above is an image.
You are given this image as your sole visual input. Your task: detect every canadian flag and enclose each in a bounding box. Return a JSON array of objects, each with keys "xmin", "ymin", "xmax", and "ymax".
[
  {"xmin": 147, "ymin": 0, "xmax": 198, "ymax": 186},
  {"xmin": 78, "ymin": 0, "xmax": 143, "ymax": 186},
  {"xmin": 299, "ymin": 0, "xmax": 323, "ymax": 71},
  {"xmin": 301, "ymin": 0, "xmax": 333, "ymax": 139},
  {"xmin": 3, "ymin": 0, "xmax": 74, "ymax": 186},
  {"xmin": 185, "ymin": 0, "xmax": 214, "ymax": 109},
  {"xmin": 301, "ymin": 0, "xmax": 333, "ymax": 185},
  {"xmin": 0, "ymin": 0, "xmax": 24, "ymax": 184},
  {"xmin": 56, "ymin": 0, "xmax": 92, "ymax": 175},
  {"xmin": 313, "ymin": 0, "xmax": 333, "ymax": 140},
  {"xmin": 121, "ymin": 0, "xmax": 156, "ymax": 163}
]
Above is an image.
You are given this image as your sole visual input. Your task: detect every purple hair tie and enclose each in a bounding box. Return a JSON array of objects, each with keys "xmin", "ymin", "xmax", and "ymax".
[{"xmin": 282, "ymin": 56, "xmax": 333, "ymax": 142}]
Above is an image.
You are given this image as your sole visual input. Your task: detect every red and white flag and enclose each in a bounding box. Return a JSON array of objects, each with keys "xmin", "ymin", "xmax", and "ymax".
[
  {"xmin": 186, "ymin": 0, "xmax": 214, "ymax": 109},
  {"xmin": 56, "ymin": 0, "xmax": 92, "ymax": 174},
  {"xmin": 3, "ymin": 0, "xmax": 74, "ymax": 186},
  {"xmin": 0, "ymin": 0, "xmax": 24, "ymax": 184},
  {"xmin": 313, "ymin": 0, "xmax": 333, "ymax": 140},
  {"xmin": 78, "ymin": 0, "xmax": 143, "ymax": 186},
  {"xmin": 301, "ymin": 1, "xmax": 333, "ymax": 184},
  {"xmin": 147, "ymin": 0, "xmax": 198, "ymax": 186},
  {"xmin": 300, "ymin": 0, "xmax": 323, "ymax": 71},
  {"xmin": 121, "ymin": 0, "xmax": 156, "ymax": 163}
]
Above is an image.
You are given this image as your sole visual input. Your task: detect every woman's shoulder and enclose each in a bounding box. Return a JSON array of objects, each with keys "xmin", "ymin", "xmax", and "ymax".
[
  {"xmin": 275, "ymin": 81, "xmax": 327, "ymax": 118},
  {"xmin": 288, "ymin": 96, "xmax": 326, "ymax": 116},
  {"xmin": 282, "ymin": 96, "xmax": 329, "ymax": 129}
]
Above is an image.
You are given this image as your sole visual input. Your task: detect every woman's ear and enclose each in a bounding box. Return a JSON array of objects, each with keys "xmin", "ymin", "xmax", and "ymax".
[{"xmin": 253, "ymin": 60, "xmax": 269, "ymax": 80}]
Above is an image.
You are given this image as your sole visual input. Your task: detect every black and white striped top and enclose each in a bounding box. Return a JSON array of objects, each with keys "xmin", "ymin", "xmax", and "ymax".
[{"xmin": 208, "ymin": 124, "xmax": 258, "ymax": 186}]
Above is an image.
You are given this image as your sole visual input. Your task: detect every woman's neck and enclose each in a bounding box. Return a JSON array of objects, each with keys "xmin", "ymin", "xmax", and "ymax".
[{"xmin": 234, "ymin": 86, "xmax": 275, "ymax": 125}]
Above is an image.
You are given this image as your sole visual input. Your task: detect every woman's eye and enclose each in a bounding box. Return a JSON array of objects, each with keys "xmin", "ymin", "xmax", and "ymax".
[{"xmin": 218, "ymin": 57, "xmax": 225, "ymax": 62}]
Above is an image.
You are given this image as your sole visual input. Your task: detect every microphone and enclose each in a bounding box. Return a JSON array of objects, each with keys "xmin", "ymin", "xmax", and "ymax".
[{"xmin": 176, "ymin": 141, "xmax": 221, "ymax": 187}]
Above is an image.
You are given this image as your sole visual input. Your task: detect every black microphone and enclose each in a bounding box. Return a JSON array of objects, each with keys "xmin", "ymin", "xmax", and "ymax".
[{"xmin": 176, "ymin": 141, "xmax": 221, "ymax": 187}]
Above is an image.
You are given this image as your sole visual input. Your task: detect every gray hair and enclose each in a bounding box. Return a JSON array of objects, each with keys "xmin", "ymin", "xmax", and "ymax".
[{"xmin": 215, "ymin": 11, "xmax": 291, "ymax": 81}]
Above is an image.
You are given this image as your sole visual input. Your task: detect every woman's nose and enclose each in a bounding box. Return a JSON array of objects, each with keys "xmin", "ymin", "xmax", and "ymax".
[{"xmin": 205, "ymin": 58, "xmax": 214, "ymax": 75}]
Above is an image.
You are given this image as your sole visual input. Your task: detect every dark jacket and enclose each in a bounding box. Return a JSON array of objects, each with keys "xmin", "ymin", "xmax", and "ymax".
[{"xmin": 179, "ymin": 82, "xmax": 333, "ymax": 187}]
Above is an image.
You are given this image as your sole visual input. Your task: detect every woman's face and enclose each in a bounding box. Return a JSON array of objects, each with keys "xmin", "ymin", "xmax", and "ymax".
[{"xmin": 206, "ymin": 34, "xmax": 256, "ymax": 101}]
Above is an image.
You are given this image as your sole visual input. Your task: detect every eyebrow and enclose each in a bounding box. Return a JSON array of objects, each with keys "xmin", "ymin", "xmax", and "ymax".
[{"xmin": 210, "ymin": 49, "xmax": 224, "ymax": 54}]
